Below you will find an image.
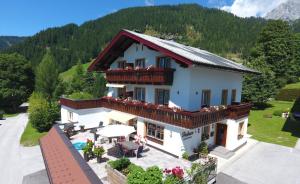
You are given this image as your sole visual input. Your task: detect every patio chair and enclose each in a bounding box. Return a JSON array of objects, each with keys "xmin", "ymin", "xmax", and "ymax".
[
  {"xmin": 116, "ymin": 143, "xmax": 124, "ymax": 157},
  {"xmin": 136, "ymin": 145, "xmax": 144, "ymax": 159}
]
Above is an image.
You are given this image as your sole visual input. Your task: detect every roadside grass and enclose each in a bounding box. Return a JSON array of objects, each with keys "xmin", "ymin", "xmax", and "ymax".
[
  {"xmin": 3, "ymin": 113, "xmax": 19, "ymax": 118},
  {"xmin": 20, "ymin": 121, "xmax": 47, "ymax": 146},
  {"xmin": 248, "ymin": 100, "xmax": 300, "ymax": 147}
]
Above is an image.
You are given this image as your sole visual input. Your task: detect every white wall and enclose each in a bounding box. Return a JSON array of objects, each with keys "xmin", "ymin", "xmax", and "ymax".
[
  {"xmin": 108, "ymin": 43, "xmax": 244, "ymax": 111},
  {"xmin": 224, "ymin": 117, "xmax": 248, "ymax": 150},
  {"xmin": 61, "ymin": 106, "xmax": 111, "ymax": 129}
]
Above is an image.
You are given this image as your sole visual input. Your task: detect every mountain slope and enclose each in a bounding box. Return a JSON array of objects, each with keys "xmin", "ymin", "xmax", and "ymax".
[
  {"xmin": 4, "ymin": 4, "xmax": 266, "ymax": 72},
  {"xmin": 0, "ymin": 36, "xmax": 27, "ymax": 50},
  {"xmin": 265, "ymin": 0, "xmax": 300, "ymax": 21}
]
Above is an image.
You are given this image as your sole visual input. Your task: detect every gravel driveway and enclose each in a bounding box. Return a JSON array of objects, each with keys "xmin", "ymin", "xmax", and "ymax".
[
  {"xmin": 0, "ymin": 114, "xmax": 45, "ymax": 184},
  {"xmin": 219, "ymin": 141, "xmax": 300, "ymax": 184}
]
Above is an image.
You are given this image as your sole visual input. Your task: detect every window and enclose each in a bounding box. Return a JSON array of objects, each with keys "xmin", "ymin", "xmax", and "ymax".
[
  {"xmin": 231, "ymin": 89, "xmax": 237, "ymax": 103},
  {"xmin": 221, "ymin": 89, "xmax": 228, "ymax": 105},
  {"xmin": 118, "ymin": 61, "xmax": 126, "ymax": 69},
  {"xmin": 201, "ymin": 90, "xmax": 211, "ymax": 106},
  {"xmin": 135, "ymin": 58, "xmax": 145, "ymax": 68},
  {"xmin": 134, "ymin": 87, "xmax": 145, "ymax": 101},
  {"xmin": 67, "ymin": 111, "xmax": 73, "ymax": 122},
  {"xmin": 238, "ymin": 122, "xmax": 245, "ymax": 140},
  {"xmin": 117, "ymin": 87, "xmax": 126, "ymax": 98},
  {"xmin": 201, "ymin": 125, "xmax": 210, "ymax": 141},
  {"xmin": 157, "ymin": 57, "xmax": 171, "ymax": 68},
  {"xmin": 146, "ymin": 122, "xmax": 164, "ymax": 141},
  {"xmin": 155, "ymin": 89, "xmax": 170, "ymax": 105}
]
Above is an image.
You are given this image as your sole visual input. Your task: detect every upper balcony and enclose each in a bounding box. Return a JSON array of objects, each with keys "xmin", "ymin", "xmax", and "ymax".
[
  {"xmin": 60, "ymin": 97, "xmax": 252, "ymax": 129},
  {"xmin": 105, "ymin": 68, "xmax": 175, "ymax": 85}
]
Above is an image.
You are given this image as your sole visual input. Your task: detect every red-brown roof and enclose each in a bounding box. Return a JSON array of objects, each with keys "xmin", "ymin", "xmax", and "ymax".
[{"xmin": 40, "ymin": 125, "xmax": 102, "ymax": 184}]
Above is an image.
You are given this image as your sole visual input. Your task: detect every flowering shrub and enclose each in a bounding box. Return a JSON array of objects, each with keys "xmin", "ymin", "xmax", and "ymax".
[{"xmin": 163, "ymin": 166, "xmax": 184, "ymax": 180}]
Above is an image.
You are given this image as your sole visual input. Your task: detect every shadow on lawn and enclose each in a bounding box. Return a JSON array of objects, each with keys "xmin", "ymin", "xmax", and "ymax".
[
  {"xmin": 282, "ymin": 98, "xmax": 300, "ymax": 138},
  {"xmin": 252, "ymin": 102, "xmax": 274, "ymax": 110}
]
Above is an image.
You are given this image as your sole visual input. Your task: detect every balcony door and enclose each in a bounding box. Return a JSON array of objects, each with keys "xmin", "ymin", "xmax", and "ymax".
[
  {"xmin": 156, "ymin": 57, "xmax": 171, "ymax": 68},
  {"xmin": 134, "ymin": 87, "xmax": 145, "ymax": 102},
  {"xmin": 201, "ymin": 90, "xmax": 211, "ymax": 107},
  {"xmin": 135, "ymin": 58, "xmax": 145, "ymax": 68},
  {"xmin": 155, "ymin": 89, "xmax": 170, "ymax": 105}
]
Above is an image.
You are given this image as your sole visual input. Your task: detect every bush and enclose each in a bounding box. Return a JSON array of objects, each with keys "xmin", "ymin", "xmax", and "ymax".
[
  {"xmin": 108, "ymin": 158, "xmax": 131, "ymax": 171},
  {"xmin": 68, "ymin": 92, "xmax": 94, "ymax": 100},
  {"xmin": 182, "ymin": 152, "xmax": 189, "ymax": 160},
  {"xmin": 122, "ymin": 164, "xmax": 144, "ymax": 176},
  {"xmin": 127, "ymin": 166, "xmax": 163, "ymax": 184},
  {"xmin": 28, "ymin": 92, "xmax": 59, "ymax": 132},
  {"xmin": 273, "ymin": 110, "xmax": 283, "ymax": 117},
  {"xmin": 276, "ymin": 89, "xmax": 300, "ymax": 101},
  {"xmin": 198, "ymin": 142, "xmax": 208, "ymax": 155}
]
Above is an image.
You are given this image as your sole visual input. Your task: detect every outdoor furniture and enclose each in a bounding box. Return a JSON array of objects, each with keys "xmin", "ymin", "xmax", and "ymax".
[
  {"xmin": 136, "ymin": 145, "xmax": 144, "ymax": 158},
  {"xmin": 119, "ymin": 141, "xmax": 139, "ymax": 157},
  {"xmin": 97, "ymin": 124, "xmax": 135, "ymax": 138}
]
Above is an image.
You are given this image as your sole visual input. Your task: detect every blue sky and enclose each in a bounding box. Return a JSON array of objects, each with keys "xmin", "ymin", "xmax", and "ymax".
[{"xmin": 0, "ymin": 0, "xmax": 284, "ymax": 36}]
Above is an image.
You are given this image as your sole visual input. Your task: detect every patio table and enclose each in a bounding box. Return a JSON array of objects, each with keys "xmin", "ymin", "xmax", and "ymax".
[{"xmin": 119, "ymin": 141, "xmax": 139, "ymax": 157}]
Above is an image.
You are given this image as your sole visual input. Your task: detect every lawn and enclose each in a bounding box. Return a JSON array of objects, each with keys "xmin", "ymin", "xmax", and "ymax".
[
  {"xmin": 20, "ymin": 122, "xmax": 47, "ymax": 146},
  {"xmin": 248, "ymin": 100, "xmax": 300, "ymax": 147},
  {"xmin": 283, "ymin": 81, "xmax": 300, "ymax": 89},
  {"xmin": 59, "ymin": 62, "xmax": 91, "ymax": 82}
]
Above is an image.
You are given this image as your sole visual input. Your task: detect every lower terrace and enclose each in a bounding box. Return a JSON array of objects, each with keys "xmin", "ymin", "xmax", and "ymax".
[{"xmin": 60, "ymin": 97, "xmax": 252, "ymax": 129}]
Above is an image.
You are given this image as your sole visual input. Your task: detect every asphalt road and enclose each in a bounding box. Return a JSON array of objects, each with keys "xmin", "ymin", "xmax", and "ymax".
[
  {"xmin": 0, "ymin": 114, "xmax": 45, "ymax": 184},
  {"xmin": 220, "ymin": 141, "xmax": 300, "ymax": 184}
]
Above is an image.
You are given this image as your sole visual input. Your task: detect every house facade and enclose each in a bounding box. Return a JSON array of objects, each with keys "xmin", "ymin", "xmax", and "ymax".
[{"xmin": 60, "ymin": 30, "xmax": 256, "ymax": 157}]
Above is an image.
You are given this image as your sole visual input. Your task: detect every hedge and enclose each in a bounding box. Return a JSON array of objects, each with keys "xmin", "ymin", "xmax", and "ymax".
[{"xmin": 275, "ymin": 89, "xmax": 300, "ymax": 101}]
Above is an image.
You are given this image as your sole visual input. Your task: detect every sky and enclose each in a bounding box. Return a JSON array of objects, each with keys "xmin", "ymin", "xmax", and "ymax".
[{"xmin": 0, "ymin": 0, "xmax": 287, "ymax": 36}]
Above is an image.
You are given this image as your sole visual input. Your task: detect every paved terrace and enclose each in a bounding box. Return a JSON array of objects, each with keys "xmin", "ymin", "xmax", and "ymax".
[{"xmin": 71, "ymin": 131, "xmax": 192, "ymax": 183}]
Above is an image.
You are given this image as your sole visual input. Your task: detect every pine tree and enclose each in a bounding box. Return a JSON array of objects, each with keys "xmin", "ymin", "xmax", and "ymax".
[{"xmin": 35, "ymin": 49, "xmax": 58, "ymax": 100}]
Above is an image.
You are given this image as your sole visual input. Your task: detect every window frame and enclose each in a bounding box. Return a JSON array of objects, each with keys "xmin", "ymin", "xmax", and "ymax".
[
  {"xmin": 67, "ymin": 111, "xmax": 73, "ymax": 122},
  {"xmin": 146, "ymin": 122, "xmax": 164, "ymax": 142},
  {"xmin": 117, "ymin": 60, "xmax": 126, "ymax": 69},
  {"xmin": 155, "ymin": 88, "xmax": 170, "ymax": 105},
  {"xmin": 201, "ymin": 89, "xmax": 211, "ymax": 106},
  {"xmin": 156, "ymin": 56, "xmax": 171, "ymax": 68},
  {"xmin": 238, "ymin": 121, "xmax": 245, "ymax": 140},
  {"xmin": 135, "ymin": 58, "xmax": 146, "ymax": 68},
  {"xmin": 201, "ymin": 125, "xmax": 210, "ymax": 141},
  {"xmin": 134, "ymin": 87, "xmax": 146, "ymax": 102},
  {"xmin": 221, "ymin": 89, "xmax": 228, "ymax": 105},
  {"xmin": 231, "ymin": 89, "xmax": 237, "ymax": 103}
]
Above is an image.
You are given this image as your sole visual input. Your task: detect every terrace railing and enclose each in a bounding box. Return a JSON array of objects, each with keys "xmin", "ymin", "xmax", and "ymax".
[
  {"xmin": 60, "ymin": 97, "xmax": 252, "ymax": 129},
  {"xmin": 105, "ymin": 68, "xmax": 175, "ymax": 85}
]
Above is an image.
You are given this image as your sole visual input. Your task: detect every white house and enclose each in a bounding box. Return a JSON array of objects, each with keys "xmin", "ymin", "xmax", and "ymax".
[{"xmin": 60, "ymin": 29, "xmax": 257, "ymax": 157}]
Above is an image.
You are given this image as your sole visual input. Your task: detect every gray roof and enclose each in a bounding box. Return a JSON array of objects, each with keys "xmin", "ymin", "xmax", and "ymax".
[{"xmin": 125, "ymin": 29, "xmax": 258, "ymax": 74}]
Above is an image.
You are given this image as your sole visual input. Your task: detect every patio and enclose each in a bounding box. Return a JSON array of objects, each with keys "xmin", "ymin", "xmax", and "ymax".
[{"xmin": 70, "ymin": 131, "xmax": 192, "ymax": 183}]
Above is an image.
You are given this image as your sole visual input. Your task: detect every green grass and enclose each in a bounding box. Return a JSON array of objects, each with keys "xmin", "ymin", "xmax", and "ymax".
[
  {"xmin": 248, "ymin": 100, "xmax": 300, "ymax": 147},
  {"xmin": 59, "ymin": 62, "xmax": 91, "ymax": 82},
  {"xmin": 3, "ymin": 113, "xmax": 19, "ymax": 118},
  {"xmin": 20, "ymin": 122, "xmax": 47, "ymax": 146},
  {"xmin": 283, "ymin": 81, "xmax": 300, "ymax": 89}
]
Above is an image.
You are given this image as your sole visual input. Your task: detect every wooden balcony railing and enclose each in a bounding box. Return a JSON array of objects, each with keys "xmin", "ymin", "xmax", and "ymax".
[
  {"xmin": 60, "ymin": 97, "xmax": 252, "ymax": 129},
  {"xmin": 105, "ymin": 68, "xmax": 175, "ymax": 85}
]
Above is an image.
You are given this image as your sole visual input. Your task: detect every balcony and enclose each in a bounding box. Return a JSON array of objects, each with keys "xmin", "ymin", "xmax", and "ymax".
[
  {"xmin": 105, "ymin": 68, "xmax": 175, "ymax": 85},
  {"xmin": 60, "ymin": 97, "xmax": 252, "ymax": 129}
]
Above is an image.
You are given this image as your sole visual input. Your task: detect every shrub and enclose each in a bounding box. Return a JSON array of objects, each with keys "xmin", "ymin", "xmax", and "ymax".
[
  {"xmin": 122, "ymin": 164, "xmax": 144, "ymax": 176},
  {"xmin": 28, "ymin": 92, "xmax": 59, "ymax": 132},
  {"xmin": 182, "ymin": 152, "xmax": 189, "ymax": 160},
  {"xmin": 127, "ymin": 166, "xmax": 163, "ymax": 184},
  {"xmin": 93, "ymin": 146, "xmax": 105, "ymax": 157},
  {"xmin": 273, "ymin": 110, "xmax": 282, "ymax": 117},
  {"xmin": 68, "ymin": 92, "xmax": 94, "ymax": 100},
  {"xmin": 198, "ymin": 142, "xmax": 208, "ymax": 155},
  {"xmin": 108, "ymin": 158, "xmax": 131, "ymax": 171}
]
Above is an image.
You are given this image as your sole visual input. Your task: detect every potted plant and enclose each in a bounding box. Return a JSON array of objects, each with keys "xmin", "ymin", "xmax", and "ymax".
[
  {"xmin": 94, "ymin": 146, "xmax": 105, "ymax": 163},
  {"xmin": 83, "ymin": 145, "xmax": 90, "ymax": 161},
  {"xmin": 83, "ymin": 139, "xmax": 94, "ymax": 161}
]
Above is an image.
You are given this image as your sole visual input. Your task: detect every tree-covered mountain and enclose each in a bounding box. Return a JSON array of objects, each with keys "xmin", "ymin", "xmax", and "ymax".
[
  {"xmin": 0, "ymin": 36, "xmax": 27, "ymax": 50},
  {"xmin": 3, "ymin": 4, "xmax": 268, "ymax": 72}
]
